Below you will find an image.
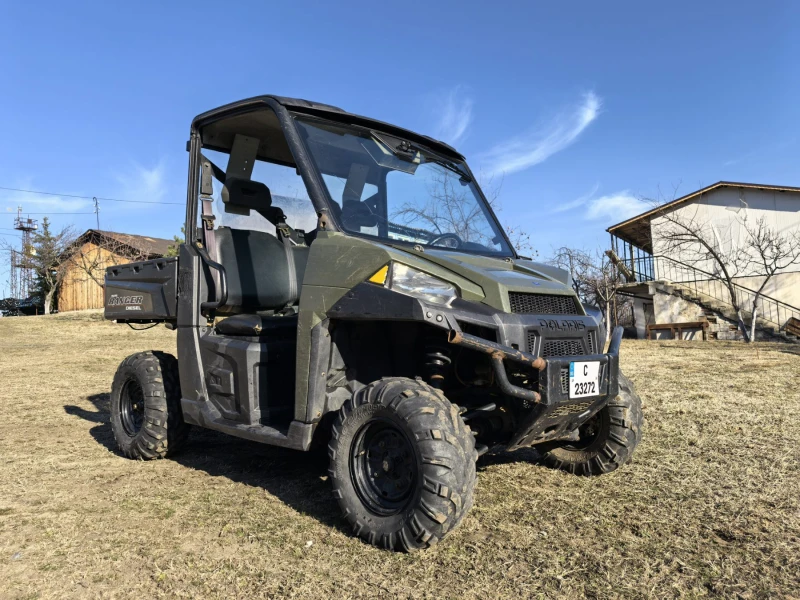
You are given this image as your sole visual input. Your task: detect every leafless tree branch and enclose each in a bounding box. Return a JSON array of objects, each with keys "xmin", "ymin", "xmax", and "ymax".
[
  {"xmin": 65, "ymin": 234, "xmax": 152, "ymax": 290},
  {"xmin": 550, "ymin": 246, "xmax": 628, "ymax": 327},
  {"xmin": 392, "ymin": 169, "xmax": 537, "ymax": 257},
  {"xmin": 643, "ymin": 190, "xmax": 800, "ymax": 341}
]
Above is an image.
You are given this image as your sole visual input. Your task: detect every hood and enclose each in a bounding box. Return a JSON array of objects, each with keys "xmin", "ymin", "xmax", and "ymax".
[{"xmin": 389, "ymin": 246, "xmax": 578, "ymax": 313}]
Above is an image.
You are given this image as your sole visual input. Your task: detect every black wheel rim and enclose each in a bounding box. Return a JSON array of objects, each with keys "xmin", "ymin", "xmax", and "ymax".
[
  {"xmin": 120, "ymin": 378, "xmax": 145, "ymax": 436},
  {"xmin": 564, "ymin": 408, "xmax": 609, "ymax": 452},
  {"xmin": 350, "ymin": 418, "xmax": 418, "ymax": 516}
]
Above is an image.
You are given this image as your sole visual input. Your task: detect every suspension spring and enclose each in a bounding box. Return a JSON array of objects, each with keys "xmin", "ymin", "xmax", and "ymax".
[{"xmin": 424, "ymin": 338, "xmax": 452, "ymax": 389}]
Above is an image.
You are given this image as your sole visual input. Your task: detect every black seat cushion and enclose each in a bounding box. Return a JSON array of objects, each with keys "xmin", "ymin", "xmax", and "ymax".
[
  {"xmin": 215, "ymin": 313, "xmax": 298, "ymax": 337},
  {"xmin": 215, "ymin": 227, "xmax": 309, "ymax": 313}
]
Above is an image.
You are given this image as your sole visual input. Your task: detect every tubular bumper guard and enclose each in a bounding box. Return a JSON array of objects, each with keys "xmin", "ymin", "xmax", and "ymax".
[{"xmin": 448, "ymin": 326, "xmax": 624, "ymax": 450}]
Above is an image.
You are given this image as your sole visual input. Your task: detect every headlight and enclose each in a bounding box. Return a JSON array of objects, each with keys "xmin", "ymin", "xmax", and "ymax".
[{"xmin": 370, "ymin": 263, "xmax": 458, "ymax": 306}]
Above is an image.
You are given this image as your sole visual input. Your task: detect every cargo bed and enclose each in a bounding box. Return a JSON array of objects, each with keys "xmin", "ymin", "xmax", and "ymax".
[{"xmin": 104, "ymin": 257, "xmax": 178, "ymax": 323}]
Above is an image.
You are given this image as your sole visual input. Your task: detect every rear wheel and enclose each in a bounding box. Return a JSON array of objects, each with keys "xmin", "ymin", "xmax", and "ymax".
[
  {"xmin": 110, "ymin": 351, "xmax": 190, "ymax": 460},
  {"xmin": 540, "ymin": 372, "xmax": 642, "ymax": 475},
  {"xmin": 328, "ymin": 377, "xmax": 477, "ymax": 551}
]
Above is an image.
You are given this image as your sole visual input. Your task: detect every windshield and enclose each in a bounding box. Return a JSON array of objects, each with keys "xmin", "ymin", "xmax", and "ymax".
[{"xmin": 295, "ymin": 117, "xmax": 512, "ymax": 256}]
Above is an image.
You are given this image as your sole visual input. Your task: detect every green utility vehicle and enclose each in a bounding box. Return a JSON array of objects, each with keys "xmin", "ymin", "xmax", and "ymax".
[{"xmin": 105, "ymin": 95, "xmax": 642, "ymax": 551}]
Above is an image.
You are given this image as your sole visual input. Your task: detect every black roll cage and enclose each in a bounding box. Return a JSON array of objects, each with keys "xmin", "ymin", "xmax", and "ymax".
[{"xmin": 184, "ymin": 96, "xmax": 519, "ymax": 260}]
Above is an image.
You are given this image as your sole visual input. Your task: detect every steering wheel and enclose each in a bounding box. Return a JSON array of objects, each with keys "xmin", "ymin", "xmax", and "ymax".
[{"xmin": 428, "ymin": 233, "xmax": 463, "ymax": 249}]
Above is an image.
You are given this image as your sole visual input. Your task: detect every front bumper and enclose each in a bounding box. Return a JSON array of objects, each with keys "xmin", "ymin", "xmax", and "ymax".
[
  {"xmin": 427, "ymin": 295, "xmax": 621, "ymax": 449},
  {"xmin": 449, "ymin": 325, "xmax": 622, "ymax": 450},
  {"xmin": 328, "ymin": 284, "xmax": 622, "ymax": 450}
]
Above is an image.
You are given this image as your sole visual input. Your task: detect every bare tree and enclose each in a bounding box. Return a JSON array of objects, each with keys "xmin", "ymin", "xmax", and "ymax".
[
  {"xmin": 394, "ymin": 171, "xmax": 491, "ymax": 244},
  {"xmin": 481, "ymin": 173, "xmax": 537, "ymax": 258},
  {"xmin": 549, "ymin": 246, "xmax": 589, "ymax": 297},
  {"xmin": 393, "ymin": 168, "xmax": 537, "ymax": 257},
  {"xmin": 647, "ymin": 192, "xmax": 800, "ymax": 342},
  {"xmin": 742, "ymin": 217, "xmax": 800, "ymax": 341},
  {"xmin": 13, "ymin": 218, "xmax": 77, "ymax": 314},
  {"xmin": 503, "ymin": 225, "xmax": 535, "ymax": 257},
  {"xmin": 550, "ymin": 246, "xmax": 627, "ymax": 327},
  {"xmin": 65, "ymin": 233, "xmax": 151, "ymax": 289}
]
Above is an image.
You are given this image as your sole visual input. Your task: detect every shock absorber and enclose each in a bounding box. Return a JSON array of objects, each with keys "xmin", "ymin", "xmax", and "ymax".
[{"xmin": 424, "ymin": 336, "xmax": 452, "ymax": 388}]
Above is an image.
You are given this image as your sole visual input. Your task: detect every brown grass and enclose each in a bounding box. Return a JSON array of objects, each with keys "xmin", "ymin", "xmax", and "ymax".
[{"xmin": 1, "ymin": 310, "xmax": 799, "ymax": 599}]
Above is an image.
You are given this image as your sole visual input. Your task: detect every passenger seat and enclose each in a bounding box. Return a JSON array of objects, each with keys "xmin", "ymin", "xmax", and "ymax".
[{"xmin": 215, "ymin": 227, "xmax": 309, "ymax": 320}]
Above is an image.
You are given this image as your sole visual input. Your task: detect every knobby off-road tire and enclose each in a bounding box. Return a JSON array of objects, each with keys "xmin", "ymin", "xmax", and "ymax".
[
  {"xmin": 110, "ymin": 351, "xmax": 190, "ymax": 460},
  {"xmin": 541, "ymin": 371, "xmax": 642, "ymax": 476},
  {"xmin": 328, "ymin": 377, "xmax": 477, "ymax": 551}
]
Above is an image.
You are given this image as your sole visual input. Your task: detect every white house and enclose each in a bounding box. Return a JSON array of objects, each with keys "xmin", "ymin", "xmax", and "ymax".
[{"xmin": 607, "ymin": 182, "xmax": 800, "ymax": 341}]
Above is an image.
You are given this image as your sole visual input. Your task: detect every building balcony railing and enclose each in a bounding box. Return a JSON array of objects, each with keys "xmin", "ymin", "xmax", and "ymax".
[{"xmin": 609, "ymin": 251, "xmax": 800, "ymax": 334}]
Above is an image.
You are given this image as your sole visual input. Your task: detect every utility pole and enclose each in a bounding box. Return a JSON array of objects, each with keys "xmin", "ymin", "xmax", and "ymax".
[{"xmin": 93, "ymin": 197, "xmax": 100, "ymax": 229}]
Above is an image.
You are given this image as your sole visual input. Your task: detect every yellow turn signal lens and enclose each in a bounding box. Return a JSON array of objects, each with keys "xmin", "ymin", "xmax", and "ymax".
[{"xmin": 368, "ymin": 265, "xmax": 389, "ymax": 286}]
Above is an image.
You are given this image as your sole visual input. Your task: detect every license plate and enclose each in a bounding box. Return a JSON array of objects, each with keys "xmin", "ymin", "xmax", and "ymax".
[{"xmin": 569, "ymin": 361, "xmax": 600, "ymax": 398}]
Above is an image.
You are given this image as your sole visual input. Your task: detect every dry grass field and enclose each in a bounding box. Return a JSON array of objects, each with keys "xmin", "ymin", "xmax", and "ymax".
[{"xmin": 1, "ymin": 310, "xmax": 799, "ymax": 599}]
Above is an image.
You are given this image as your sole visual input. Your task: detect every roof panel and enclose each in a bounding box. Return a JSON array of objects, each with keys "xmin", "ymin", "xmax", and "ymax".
[
  {"xmin": 606, "ymin": 181, "xmax": 800, "ymax": 250},
  {"xmin": 72, "ymin": 230, "xmax": 174, "ymax": 258},
  {"xmin": 192, "ymin": 95, "xmax": 464, "ymax": 161}
]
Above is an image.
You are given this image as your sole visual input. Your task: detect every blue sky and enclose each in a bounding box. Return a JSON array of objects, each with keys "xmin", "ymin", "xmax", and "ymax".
[{"xmin": 2, "ymin": 1, "xmax": 799, "ymax": 294}]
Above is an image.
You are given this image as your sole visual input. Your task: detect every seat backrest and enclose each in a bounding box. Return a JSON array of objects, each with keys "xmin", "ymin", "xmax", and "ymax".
[{"xmin": 215, "ymin": 227, "xmax": 308, "ymax": 313}]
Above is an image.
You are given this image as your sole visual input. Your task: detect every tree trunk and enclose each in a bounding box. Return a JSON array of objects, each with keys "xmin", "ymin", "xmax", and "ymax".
[
  {"xmin": 727, "ymin": 285, "xmax": 751, "ymax": 342},
  {"xmin": 749, "ymin": 302, "xmax": 760, "ymax": 343},
  {"xmin": 44, "ymin": 287, "xmax": 56, "ymax": 315},
  {"xmin": 736, "ymin": 309, "xmax": 751, "ymax": 343},
  {"xmin": 605, "ymin": 301, "xmax": 611, "ymax": 332}
]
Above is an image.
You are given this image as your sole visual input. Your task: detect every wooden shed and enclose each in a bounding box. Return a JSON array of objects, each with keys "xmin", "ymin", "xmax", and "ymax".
[{"xmin": 58, "ymin": 230, "xmax": 174, "ymax": 312}]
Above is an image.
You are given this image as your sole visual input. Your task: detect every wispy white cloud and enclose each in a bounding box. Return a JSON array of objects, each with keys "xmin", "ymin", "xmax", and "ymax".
[
  {"xmin": 434, "ymin": 86, "xmax": 474, "ymax": 146},
  {"xmin": 0, "ymin": 161, "xmax": 170, "ymax": 227},
  {"xmin": 550, "ymin": 182, "xmax": 600, "ymax": 213},
  {"xmin": 547, "ymin": 185, "xmax": 645, "ymax": 221},
  {"xmin": 0, "ymin": 178, "xmax": 90, "ymax": 212},
  {"xmin": 1, "ymin": 195, "xmax": 89, "ymax": 212},
  {"xmin": 585, "ymin": 191, "xmax": 646, "ymax": 221},
  {"xmin": 723, "ymin": 152, "xmax": 754, "ymax": 168},
  {"xmin": 723, "ymin": 138, "xmax": 796, "ymax": 167},
  {"xmin": 114, "ymin": 161, "xmax": 167, "ymax": 204},
  {"xmin": 481, "ymin": 91, "xmax": 602, "ymax": 176}
]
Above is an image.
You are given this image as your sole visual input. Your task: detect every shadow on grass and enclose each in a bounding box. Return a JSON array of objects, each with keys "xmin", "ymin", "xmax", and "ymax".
[
  {"xmin": 778, "ymin": 344, "xmax": 800, "ymax": 356},
  {"xmin": 176, "ymin": 429, "xmax": 343, "ymax": 530},
  {"xmin": 64, "ymin": 392, "xmax": 118, "ymax": 452},
  {"xmin": 66, "ymin": 393, "xmax": 345, "ymax": 532},
  {"xmin": 65, "ymin": 392, "xmax": 110, "ymax": 423},
  {"xmin": 477, "ymin": 446, "xmax": 542, "ymax": 470}
]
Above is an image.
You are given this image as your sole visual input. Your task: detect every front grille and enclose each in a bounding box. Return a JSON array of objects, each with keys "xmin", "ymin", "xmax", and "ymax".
[
  {"xmin": 541, "ymin": 339, "xmax": 584, "ymax": 357},
  {"xmin": 552, "ymin": 400, "xmax": 593, "ymax": 417},
  {"xmin": 560, "ymin": 368, "xmax": 569, "ymax": 394},
  {"xmin": 587, "ymin": 330, "xmax": 597, "ymax": 354},
  {"xmin": 526, "ymin": 330, "xmax": 538, "ymax": 354},
  {"xmin": 509, "ymin": 293, "xmax": 580, "ymax": 315}
]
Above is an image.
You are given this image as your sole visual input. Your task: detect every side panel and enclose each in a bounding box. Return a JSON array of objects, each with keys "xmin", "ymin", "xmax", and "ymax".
[
  {"xmin": 293, "ymin": 231, "xmax": 487, "ymax": 422},
  {"xmin": 104, "ymin": 257, "xmax": 178, "ymax": 322},
  {"xmin": 176, "ymin": 243, "xmax": 208, "ymax": 409},
  {"xmin": 198, "ymin": 332, "xmax": 295, "ymax": 426},
  {"xmin": 293, "ymin": 231, "xmax": 392, "ymax": 421}
]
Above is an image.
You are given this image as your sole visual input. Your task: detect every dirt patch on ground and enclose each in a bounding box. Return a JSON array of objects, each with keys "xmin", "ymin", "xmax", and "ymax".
[{"xmin": 1, "ymin": 311, "xmax": 799, "ymax": 598}]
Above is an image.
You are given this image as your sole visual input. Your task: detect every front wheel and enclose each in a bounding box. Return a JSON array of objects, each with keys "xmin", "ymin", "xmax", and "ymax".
[
  {"xmin": 110, "ymin": 351, "xmax": 190, "ymax": 459},
  {"xmin": 539, "ymin": 372, "xmax": 643, "ymax": 475},
  {"xmin": 328, "ymin": 377, "xmax": 477, "ymax": 551}
]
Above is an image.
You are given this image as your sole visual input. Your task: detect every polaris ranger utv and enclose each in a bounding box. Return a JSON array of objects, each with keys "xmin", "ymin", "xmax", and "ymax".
[{"xmin": 104, "ymin": 95, "xmax": 642, "ymax": 551}]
